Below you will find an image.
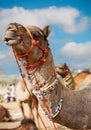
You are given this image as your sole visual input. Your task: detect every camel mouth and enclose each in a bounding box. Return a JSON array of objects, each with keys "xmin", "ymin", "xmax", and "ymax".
[
  {"xmin": 4, "ymin": 37, "xmax": 19, "ymax": 45},
  {"xmin": 3, "ymin": 31, "xmax": 21, "ymax": 45},
  {"xmin": 4, "ymin": 37, "xmax": 12, "ymax": 42}
]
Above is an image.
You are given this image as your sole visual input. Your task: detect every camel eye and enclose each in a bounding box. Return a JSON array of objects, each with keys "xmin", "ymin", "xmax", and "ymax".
[{"xmin": 32, "ymin": 31, "xmax": 40, "ymax": 39}]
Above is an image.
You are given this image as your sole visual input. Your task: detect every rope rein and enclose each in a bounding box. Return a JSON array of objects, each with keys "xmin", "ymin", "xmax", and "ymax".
[
  {"xmin": 12, "ymin": 47, "xmax": 47, "ymax": 130},
  {"xmin": 12, "ymin": 26, "xmax": 58, "ymax": 130},
  {"xmin": 16, "ymin": 27, "xmax": 48, "ymax": 70}
]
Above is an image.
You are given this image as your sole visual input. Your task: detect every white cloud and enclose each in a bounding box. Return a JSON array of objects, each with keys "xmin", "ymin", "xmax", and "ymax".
[
  {"xmin": 73, "ymin": 59, "xmax": 91, "ymax": 70},
  {"xmin": 58, "ymin": 41, "xmax": 91, "ymax": 70},
  {"xmin": 63, "ymin": 17, "xmax": 89, "ymax": 33},
  {"xmin": 59, "ymin": 41, "xmax": 91, "ymax": 59},
  {"xmin": 0, "ymin": 6, "xmax": 90, "ymax": 41}
]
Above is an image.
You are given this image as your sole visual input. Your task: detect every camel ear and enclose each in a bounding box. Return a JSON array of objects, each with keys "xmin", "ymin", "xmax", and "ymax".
[{"xmin": 43, "ymin": 25, "xmax": 50, "ymax": 38}]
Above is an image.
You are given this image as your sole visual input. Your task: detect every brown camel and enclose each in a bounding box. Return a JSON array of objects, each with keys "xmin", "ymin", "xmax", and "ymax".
[
  {"xmin": 0, "ymin": 104, "xmax": 11, "ymax": 121},
  {"xmin": 55, "ymin": 63, "xmax": 75, "ymax": 89},
  {"xmin": 0, "ymin": 118, "xmax": 38, "ymax": 130},
  {"xmin": 15, "ymin": 64, "xmax": 91, "ymax": 123},
  {"xmin": 56, "ymin": 63, "xmax": 91, "ymax": 90},
  {"xmin": 3, "ymin": 22, "xmax": 91, "ymax": 129}
]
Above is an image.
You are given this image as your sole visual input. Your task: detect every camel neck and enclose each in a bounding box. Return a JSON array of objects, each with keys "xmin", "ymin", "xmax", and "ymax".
[
  {"xmin": 26, "ymin": 49, "xmax": 56, "ymax": 87},
  {"xmin": 23, "ymin": 49, "xmax": 62, "ymax": 117}
]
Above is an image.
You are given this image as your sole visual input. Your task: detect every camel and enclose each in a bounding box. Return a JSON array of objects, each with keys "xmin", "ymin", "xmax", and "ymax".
[
  {"xmin": 15, "ymin": 64, "xmax": 91, "ymax": 122},
  {"xmin": 15, "ymin": 79, "xmax": 38, "ymax": 120},
  {"xmin": 15, "ymin": 79, "xmax": 39, "ymax": 129},
  {"xmin": 3, "ymin": 22, "xmax": 91, "ymax": 129},
  {"xmin": 55, "ymin": 63, "xmax": 75, "ymax": 89},
  {"xmin": 0, "ymin": 104, "xmax": 11, "ymax": 121},
  {"xmin": 0, "ymin": 118, "xmax": 38, "ymax": 130},
  {"xmin": 74, "ymin": 71, "xmax": 91, "ymax": 90},
  {"xmin": 56, "ymin": 63, "xmax": 91, "ymax": 90}
]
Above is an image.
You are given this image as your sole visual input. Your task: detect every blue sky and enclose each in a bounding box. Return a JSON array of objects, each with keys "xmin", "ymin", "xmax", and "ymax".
[{"xmin": 0, "ymin": 0, "xmax": 91, "ymax": 75}]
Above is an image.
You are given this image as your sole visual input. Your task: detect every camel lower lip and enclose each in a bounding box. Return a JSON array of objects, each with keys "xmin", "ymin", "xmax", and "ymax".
[{"xmin": 4, "ymin": 40, "xmax": 18, "ymax": 45}]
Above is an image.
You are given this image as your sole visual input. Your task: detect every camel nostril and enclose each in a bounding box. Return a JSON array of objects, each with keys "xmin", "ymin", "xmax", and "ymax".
[{"xmin": 4, "ymin": 38, "xmax": 9, "ymax": 42}]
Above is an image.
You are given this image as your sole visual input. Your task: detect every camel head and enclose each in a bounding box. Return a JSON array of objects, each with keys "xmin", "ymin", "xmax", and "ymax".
[
  {"xmin": 3, "ymin": 23, "xmax": 51, "ymax": 67},
  {"xmin": 56, "ymin": 63, "xmax": 70, "ymax": 78}
]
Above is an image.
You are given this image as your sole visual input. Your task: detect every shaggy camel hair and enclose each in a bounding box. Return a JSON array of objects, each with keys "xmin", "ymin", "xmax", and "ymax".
[
  {"xmin": 56, "ymin": 63, "xmax": 91, "ymax": 90},
  {"xmin": 3, "ymin": 22, "xmax": 91, "ymax": 129}
]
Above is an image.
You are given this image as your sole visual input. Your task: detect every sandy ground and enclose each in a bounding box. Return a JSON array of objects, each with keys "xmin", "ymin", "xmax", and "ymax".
[{"xmin": 0, "ymin": 86, "xmax": 71, "ymax": 130}]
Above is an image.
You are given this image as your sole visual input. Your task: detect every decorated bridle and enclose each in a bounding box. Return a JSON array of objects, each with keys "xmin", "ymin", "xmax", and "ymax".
[
  {"xmin": 13, "ymin": 24, "xmax": 49, "ymax": 71},
  {"xmin": 60, "ymin": 64, "xmax": 74, "ymax": 89},
  {"xmin": 12, "ymin": 24, "xmax": 62, "ymax": 130}
]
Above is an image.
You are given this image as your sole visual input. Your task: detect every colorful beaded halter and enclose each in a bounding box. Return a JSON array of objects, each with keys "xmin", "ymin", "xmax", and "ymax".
[
  {"xmin": 32, "ymin": 78, "xmax": 59, "ymax": 99},
  {"xmin": 32, "ymin": 77, "xmax": 63, "ymax": 119},
  {"xmin": 29, "ymin": 74, "xmax": 55, "ymax": 90},
  {"xmin": 63, "ymin": 73, "xmax": 74, "ymax": 89},
  {"xmin": 44, "ymin": 97, "xmax": 63, "ymax": 119}
]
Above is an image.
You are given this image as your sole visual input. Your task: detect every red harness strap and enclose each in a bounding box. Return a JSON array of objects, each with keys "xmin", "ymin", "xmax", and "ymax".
[
  {"xmin": 12, "ymin": 47, "xmax": 48, "ymax": 130},
  {"xmin": 16, "ymin": 27, "xmax": 48, "ymax": 70},
  {"xmin": 12, "ymin": 25, "xmax": 58, "ymax": 130}
]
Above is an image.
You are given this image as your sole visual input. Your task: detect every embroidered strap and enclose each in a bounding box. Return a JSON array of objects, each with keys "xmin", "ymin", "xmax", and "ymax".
[
  {"xmin": 32, "ymin": 78, "xmax": 63, "ymax": 119},
  {"xmin": 33, "ymin": 78, "xmax": 59, "ymax": 99},
  {"xmin": 51, "ymin": 98, "xmax": 63, "ymax": 118},
  {"xmin": 29, "ymin": 74, "xmax": 55, "ymax": 89},
  {"xmin": 43, "ymin": 97, "xmax": 63, "ymax": 119},
  {"xmin": 63, "ymin": 73, "xmax": 74, "ymax": 89}
]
